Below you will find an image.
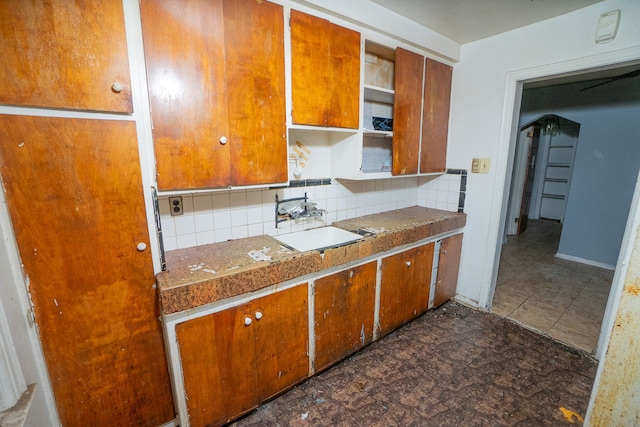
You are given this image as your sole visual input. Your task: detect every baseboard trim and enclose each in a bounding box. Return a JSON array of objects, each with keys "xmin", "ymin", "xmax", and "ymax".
[{"xmin": 555, "ymin": 253, "xmax": 615, "ymax": 270}]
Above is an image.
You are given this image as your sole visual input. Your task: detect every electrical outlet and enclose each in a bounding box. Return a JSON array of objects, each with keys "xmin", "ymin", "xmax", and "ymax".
[
  {"xmin": 472, "ymin": 158, "xmax": 480, "ymax": 173},
  {"xmin": 169, "ymin": 196, "xmax": 183, "ymax": 216}
]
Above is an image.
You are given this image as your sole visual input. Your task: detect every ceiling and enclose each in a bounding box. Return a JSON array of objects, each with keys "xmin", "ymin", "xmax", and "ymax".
[{"xmin": 370, "ymin": 0, "xmax": 604, "ymax": 44}]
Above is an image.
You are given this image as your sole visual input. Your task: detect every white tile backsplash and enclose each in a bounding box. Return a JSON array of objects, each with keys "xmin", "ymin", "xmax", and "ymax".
[
  {"xmin": 159, "ymin": 175, "xmax": 463, "ymax": 251},
  {"xmin": 194, "ymin": 212, "xmax": 214, "ymax": 232},
  {"xmin": 193, "ymin": 194, "xmax": 213, "ymax": 211},
  {"xmin": 174, "ymin": 215, "xmax": 195, "ymax": 235},
  {"xmin": 419, "ymin": 174, "xmax": 462, "ymax": 212}
]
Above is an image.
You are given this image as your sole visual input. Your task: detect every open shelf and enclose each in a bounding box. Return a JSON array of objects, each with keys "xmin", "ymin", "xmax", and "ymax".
[{"xmin": 363, "ymin": 41, "xmax": 395, "ymax": 137}]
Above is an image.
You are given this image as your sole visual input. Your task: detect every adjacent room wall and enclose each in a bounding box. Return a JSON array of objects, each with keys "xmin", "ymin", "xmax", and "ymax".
[{"xmin": 520, "ymin": 80, "xmax": 640, "ymax": 268}]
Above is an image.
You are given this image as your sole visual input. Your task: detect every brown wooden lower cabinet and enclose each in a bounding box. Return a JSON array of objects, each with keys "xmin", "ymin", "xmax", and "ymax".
[
  {"xmin": 176, "ymin": 284, "xmax": 309, "ymax": 427},
  {"xmin": 171, "ymin": 234, "xmax": 463, "ymax": 426},
  {"xmin": 314, "ymin": 261, "xmax": 377, "ymax": 372},
  {"xmin": 379, "ymin": 243, "xmax": 435, "ymax": 336},
  {"xmin": 433, "ymin": 234, "xmax": 463, "ymax": 307}
]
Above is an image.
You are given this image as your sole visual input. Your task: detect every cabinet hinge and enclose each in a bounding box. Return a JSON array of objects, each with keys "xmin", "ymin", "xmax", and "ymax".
[{"xmin": 27, "ymin": 308, "xmax": 36, "ymax": 327}]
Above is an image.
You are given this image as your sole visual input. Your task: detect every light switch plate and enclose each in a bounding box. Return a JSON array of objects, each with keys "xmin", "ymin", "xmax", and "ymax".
[{"xmin": 479, "ymin": 158, "xmax": 490, "ymax": 174}]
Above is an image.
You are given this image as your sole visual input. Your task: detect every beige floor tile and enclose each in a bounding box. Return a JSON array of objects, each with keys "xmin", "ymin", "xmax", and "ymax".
[
  {"xmin": 493, "ymin": 219, "xmax": 611, "ymax": 354},
  {"xmin": 549, "ymin": 317, "xmax": 599, "ymax": 353},
  {"xmin": 525, "ymin": 284, "xmax": 582, "ymax": 313},
  {"xmin": 569, "ymin": 299, "xmax": 604, "ymax": 325},
  {"xmin": 492, "ymin": 285, "xmax": 530, "ymax": 317},
  {"xmin": 503, "ymin": 274, "xmax": 548, "ymax": 294},
  {"xmin": 509, "ymin": 303, "xmax": 560, "ymax": 333}
]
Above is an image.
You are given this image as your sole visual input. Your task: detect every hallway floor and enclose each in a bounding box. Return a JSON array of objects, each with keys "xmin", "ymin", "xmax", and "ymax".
[
  {"xmin": 493, "ymin": 219, "xmax": 613, "ymax": 354},
  {"xmin": 235, "ymin": 302, "xmax": 596, "ymax": 426}
]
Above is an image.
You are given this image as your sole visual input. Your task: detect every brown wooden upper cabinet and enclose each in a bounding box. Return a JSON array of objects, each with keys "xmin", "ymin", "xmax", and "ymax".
[
  {"xmin": 363, "ymin": 42, "xmax": 452, "ymax": 177},
  {"xmin": 397, "ymin": 54, "xmax": 452, "ymax": 175},
  {"xmin": 392, "ymin": 48, "xmax": 425, "ymax": 176},
  {"xmin": 140, "ymin": 0, "xmax": 288, "ymax": 191},
  {"xmin": 290, "ymin": 10, "xmax": 361, "ymax": 129},
  {"xmin": 0, "ymin": 0, "xmax": 132, "ymax": 112},
  {"xmin": 421, "ymin": 58, "xmax": 453, "ymax": 174}
]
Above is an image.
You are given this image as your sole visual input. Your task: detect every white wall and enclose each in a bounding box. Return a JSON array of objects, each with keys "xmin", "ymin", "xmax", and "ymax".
[
  {"xmin": 447, "ymin": 0, "xmax": 640, "ymax": 308},
  {"xmin": 520, "ymin": 80, "xmax": 640, "ymax": 268}
]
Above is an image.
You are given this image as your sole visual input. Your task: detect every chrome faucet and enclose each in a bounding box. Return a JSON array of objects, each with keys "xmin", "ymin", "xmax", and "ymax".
[
  {"xmin": 275, "ymin": 193, "xmax": 327, "ymax": 227},
  {"xmin": 290, "ymin": 203, "xmax": 327, "ymax": 219}
]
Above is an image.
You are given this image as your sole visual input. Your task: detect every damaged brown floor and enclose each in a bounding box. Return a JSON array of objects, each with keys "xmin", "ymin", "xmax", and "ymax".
[{"xmin": 234, "ymin": 302, "xmax": 597, "ymax": 426}]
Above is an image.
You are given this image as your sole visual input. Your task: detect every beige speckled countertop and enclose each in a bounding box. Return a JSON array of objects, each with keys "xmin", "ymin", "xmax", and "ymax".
[{"xmin": 157, "ymin": 206, "xmax": 466, "ymax": 315}]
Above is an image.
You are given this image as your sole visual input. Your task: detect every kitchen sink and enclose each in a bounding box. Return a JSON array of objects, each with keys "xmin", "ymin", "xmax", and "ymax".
[{"xmin": 273, "ymin": 226, "xmax": 363, "ymax": 252}]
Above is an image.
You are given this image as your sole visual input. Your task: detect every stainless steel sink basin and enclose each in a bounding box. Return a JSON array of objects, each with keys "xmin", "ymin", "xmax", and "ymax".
[{"xmin": 274, "ymin": 226, "xmax": 363, "ymax": 252}]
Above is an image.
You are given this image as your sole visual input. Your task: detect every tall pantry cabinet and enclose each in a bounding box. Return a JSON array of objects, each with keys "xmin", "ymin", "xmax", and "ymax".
[{"xmin": 0, "ymin": 1, "xmax": 174, "ymax": 426}]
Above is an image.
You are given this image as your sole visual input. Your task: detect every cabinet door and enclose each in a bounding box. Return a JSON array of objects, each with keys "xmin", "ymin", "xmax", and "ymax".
[
  {"xmin": 392, "ymin": 48, "xmax": 424, "ymax": 176},
  {"xmin": 224, "ymin": 0, "xmax": 288, "ymax": 186},
  {"xmin": 379, "ymin": 243, "xmax": 434, "ymax": 336},
  {"xmin": 141, "ymin": 0, "xmax": 231, "ymax": 190},
  {"xmin": 433, "ymin": 234, "xmax": 463, "ymax": 307},
  {"xmin": 290, "ymin": 10, "xmax": 360, "ymax": 129},
  {"xmin": 253, "ymin": 284, "xmax": 310, "ymax": 401},
  {"xmin": 177, "ymin": 304, "xmax": 259, "ymax": 427},
  {"xmin": 176, "ymin": 284, "xmax": 309, "ymax": 426},
  {"xmin": 420, "ymin": 58, "xmax": 452, "ymax": 174},
  {"xmin": 0, "ymin": 0, "xmax": 132, "ymax": 112},
  {"xmin": 141, "ymin": 0, "xmax": 287, "ymax": 190},
  {"xmin": 314, "ymin": 262, "xmax": 377, "ymax": 372},
  {"xmin": 0, "ymin": 116, "xmax": 174, "ymax": 426}
]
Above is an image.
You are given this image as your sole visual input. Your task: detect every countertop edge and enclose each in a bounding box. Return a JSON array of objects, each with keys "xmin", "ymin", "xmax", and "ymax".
[{"xmin": 158, "ymin": 207, "xmax": 466, "ymax": 315}]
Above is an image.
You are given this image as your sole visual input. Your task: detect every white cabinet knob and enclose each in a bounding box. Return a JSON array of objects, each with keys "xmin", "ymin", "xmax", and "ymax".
[
  {"xmin": 219, "ymin": 136, "xmax": 228, "ymax": 145},
  {"xmin": 244, "ymin": 317, "xmax": 252, "ymax": 326},
  {"xmin": 137, "ymin": 242, "xmax": 147, "ymax": 251},
  {"xmin": 255, "ymin": 311, "xmax": 263, "ymax": 320},
  {"xmin": 405, "ymin": 261, "xmax": 412, "ymax": 267},
  {"xmin": 111, "ymin": 82, "xmax": 124, "ymax": 93}
]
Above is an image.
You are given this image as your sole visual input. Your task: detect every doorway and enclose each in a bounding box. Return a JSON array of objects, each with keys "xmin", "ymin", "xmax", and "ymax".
[
  {"xmin": 493, "ymin": 63, "xmax": 640, "ymax": 356},
  {"xmin": 493, "ymin": 218, "xmax": 613, "ymax": 353},
  {"xmin": 506, "ymin": 114, "xmax": 581, "ymax": 237}
]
